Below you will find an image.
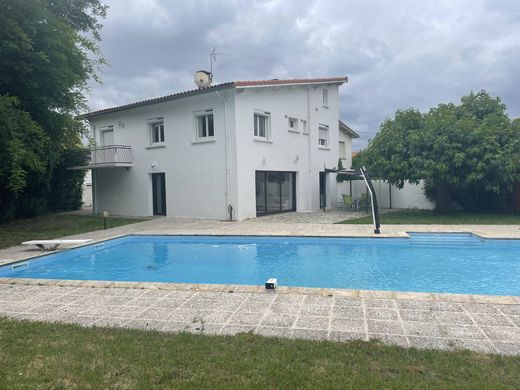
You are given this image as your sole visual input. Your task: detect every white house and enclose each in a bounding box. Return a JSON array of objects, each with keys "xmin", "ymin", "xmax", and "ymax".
[{"xmin": 79, "ymin": 76, "xmax": 358, "ymax": 220}]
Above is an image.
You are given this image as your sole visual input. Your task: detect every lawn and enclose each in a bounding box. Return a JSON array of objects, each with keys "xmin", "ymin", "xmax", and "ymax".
[
  {"xmin": 0, "ymin": 318, "xmax": 519, "ymax": 388},
  {"xmin": 0, "ymin": 213, "xmax": 147, "ymax": 249},
  {"xmin": 338, "ymin": 209, "xmax": 520, "ymax": 225}
]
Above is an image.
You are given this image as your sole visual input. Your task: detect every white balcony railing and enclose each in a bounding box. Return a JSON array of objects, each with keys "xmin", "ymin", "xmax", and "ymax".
[{"xmin": 89, "ymin": 145, "xmax": 133, "ymax": 167}]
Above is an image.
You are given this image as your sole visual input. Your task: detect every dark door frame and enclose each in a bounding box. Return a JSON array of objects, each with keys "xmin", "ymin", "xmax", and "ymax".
[
  {"xmin": 256, "ymin": 171, "xmax": 296, "ymax": 216},
  {"xmin": 152, "ymin": 172, "xmax": 167, "ymax": 216},
  {"xmin": 319, "ymin": 172, "xmax": 326, "ymax": 210}
]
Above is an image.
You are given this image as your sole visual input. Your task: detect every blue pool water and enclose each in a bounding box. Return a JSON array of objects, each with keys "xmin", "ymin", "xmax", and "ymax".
[{"xmin": 1, "ymin": 234, "xmax": 520, "ymax": 295}]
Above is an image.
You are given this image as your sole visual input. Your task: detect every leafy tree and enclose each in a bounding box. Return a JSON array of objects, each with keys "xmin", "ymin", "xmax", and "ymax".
[
  {"xmin": 0, "ymin": 0, "xmax": 107, "ymax": 220},
  {"xmin": 363, "ymin": 91, "xmax": 520, "ymax": 212}
]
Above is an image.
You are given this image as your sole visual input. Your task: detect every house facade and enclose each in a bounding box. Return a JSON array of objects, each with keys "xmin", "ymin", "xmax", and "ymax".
[{"xmin": 81, "ymin": 77, "xmax": 356, "ymax": 220}]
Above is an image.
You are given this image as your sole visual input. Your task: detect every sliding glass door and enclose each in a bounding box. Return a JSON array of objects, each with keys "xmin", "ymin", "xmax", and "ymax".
[{"xmin": 256, "ymin": 171, "xmax": 296, "ymax": 216}]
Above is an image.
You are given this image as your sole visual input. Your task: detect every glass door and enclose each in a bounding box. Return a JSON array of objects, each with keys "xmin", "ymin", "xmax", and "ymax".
[
  {"xmin": 152, "ymin": 173, "xmax": 166, "ymax": 216},
  {"xmin": 256, "ymin": 171, "xmax": 296, "ymax": 216}
]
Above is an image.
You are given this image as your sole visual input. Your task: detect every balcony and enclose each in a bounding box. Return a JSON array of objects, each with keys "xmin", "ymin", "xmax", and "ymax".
[{"xmin": 69, "ymin": 145, "xmax": 133, "ymax": 170}]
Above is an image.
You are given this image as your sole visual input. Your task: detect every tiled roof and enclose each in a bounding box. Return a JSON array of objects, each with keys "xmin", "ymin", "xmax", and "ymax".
[
  {"xmin": 234, "ymin": 77, "xmax": 348, "ymax": 87},
  {"xmin": 82, "ymin": 77, "xmax": 348, "ymax": 119},
  {"xmin": 339, "ymin": 120, "xmax": 360, "ymax": 138}
]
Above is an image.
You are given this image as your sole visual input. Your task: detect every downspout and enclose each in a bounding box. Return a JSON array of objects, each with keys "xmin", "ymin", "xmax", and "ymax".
[
  {"xmin": 215, "ymin": 90, "xmax": 232, "ymax": 220},
  {"xmin": 86, "ymin": 120, "xmax": 97, "ymax": 215},
  {"xmin": 307, "ymin": 86, "xmax": 312, "ymax": 210}
]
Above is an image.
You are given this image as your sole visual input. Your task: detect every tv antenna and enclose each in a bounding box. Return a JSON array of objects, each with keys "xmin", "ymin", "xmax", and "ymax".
[{"xmin": 210, "ymin": 47, "xmax": 229, "ymax": 75}]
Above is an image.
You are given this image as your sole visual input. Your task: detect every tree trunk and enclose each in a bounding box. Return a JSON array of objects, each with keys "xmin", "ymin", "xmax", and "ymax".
[{"xmin": 436, "ymin": 182, "xmax": 451, "ymax": 213}]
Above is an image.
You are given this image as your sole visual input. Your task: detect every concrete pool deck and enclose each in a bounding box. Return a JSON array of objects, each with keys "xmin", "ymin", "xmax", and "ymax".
[{"xmin": 1, "ymin": 216, "xmax": 520, "ymax": 355}]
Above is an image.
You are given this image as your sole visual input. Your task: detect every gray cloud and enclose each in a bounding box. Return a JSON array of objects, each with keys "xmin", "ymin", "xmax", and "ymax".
[{"xmin": 87, "ymin": 0, "xmax": 520, "ymax": 150}]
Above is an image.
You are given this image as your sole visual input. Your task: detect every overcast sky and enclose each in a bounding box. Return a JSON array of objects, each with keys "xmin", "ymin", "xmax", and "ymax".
[{"xmin": 87, "ymin": 0, "xmax": 520, "ymax": 150}]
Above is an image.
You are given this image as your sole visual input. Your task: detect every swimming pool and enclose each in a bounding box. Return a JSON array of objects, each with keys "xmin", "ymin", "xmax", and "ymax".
[{"xmin": 1, "ymin": 234, "xmax": 520, "ymax": 296}]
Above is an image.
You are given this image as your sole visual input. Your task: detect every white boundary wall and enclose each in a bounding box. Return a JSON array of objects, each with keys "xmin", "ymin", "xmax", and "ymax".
[{"xmin": 337, "ymin": 179, "xmax": 435, "ymax": 210}]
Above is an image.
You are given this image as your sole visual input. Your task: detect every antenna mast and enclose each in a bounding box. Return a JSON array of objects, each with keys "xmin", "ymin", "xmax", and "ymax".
[{"xmin": 209, "ymin": 47, "xmax": 229, "ymax": 76}]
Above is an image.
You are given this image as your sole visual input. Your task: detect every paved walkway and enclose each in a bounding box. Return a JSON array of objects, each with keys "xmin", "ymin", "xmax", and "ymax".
[
  {"xmin": 1, "ymin": 217, "xmax": 520, "ymax": 355},
  {"xmin": 253, "ymin": 209, "xmax": 366, "ymax": 224},
  {"xmin": 1, "ymin": 282, "xmax": 520, "ymax": 355}
]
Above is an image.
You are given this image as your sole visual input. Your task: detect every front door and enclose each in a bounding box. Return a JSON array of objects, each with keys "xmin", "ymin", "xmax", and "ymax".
[
  {"xmin": 319, "ymin": 172, "xmax": 326, "ymax": 209},
  {"xmin": 152, "ymin": 173, "xmax": 166, "ymax": 216}
]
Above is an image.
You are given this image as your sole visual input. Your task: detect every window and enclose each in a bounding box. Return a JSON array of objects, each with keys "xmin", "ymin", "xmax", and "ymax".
[
  {"xmin": 195, "ymin": 110, "xmax": 214, "ymax": 139},
  {"xmin": 254, "ymin": 112, "xmax": 270, "ymax": 139},
  {"xmin": 318, "ymin": 124, "xmax": 329, "ymax": 148},
  {"xmin": 301, "ymin": 119, "xmax": 308, "ymax": 134},
  {"xmin": 339, "ymin": 141, "xmax": 347, "ymax": 159},
  {"xmin": 148, "ymin": 118, "xmax": 165, "ymax": 145},
  {"xmin": 288, "ymin": 117, "xmax": 298, "ymax": 132},
  {"xmin": 322, "ymin": 89, "xmax": 328, "ymax": 106}
]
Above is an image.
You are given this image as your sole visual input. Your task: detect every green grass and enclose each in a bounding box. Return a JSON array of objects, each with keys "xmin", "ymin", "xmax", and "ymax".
[
  {"xmin": 0, "ymin": 213, "xmax": 147, "ymax": 249},
  {"xmin": 338, "ymin": 209, "xmax": 520, "ymax": 225},
  {"xmin": 0, "ymin": 318, "xmax": 519, "ymax": 388}
]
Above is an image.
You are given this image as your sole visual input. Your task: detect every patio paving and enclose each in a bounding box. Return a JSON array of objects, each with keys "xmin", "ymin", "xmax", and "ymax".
[{"xmin": 1, "ymin": 282, "xmax": 520, "ymax": 355}]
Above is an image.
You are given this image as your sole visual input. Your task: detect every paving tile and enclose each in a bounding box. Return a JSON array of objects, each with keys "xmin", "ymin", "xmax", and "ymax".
[
  {"xmin": 268, "ymin": 303, "xmax": 301, "ymax": 315},
  {"xmin": 433, "ymin": 311, "xmax": 473, "ymax": 325},
  {"xmin": 256, "ymin": 326, "xmax": 293, "ymax": 338},
  {"xmin": 167, "ymin": 290, "xmax": 195, "ymax": 300},
  {"xmin": 365, "ymin": 308, "xmax": 399, "ymax": 321},
  {"xmin": 363, "ymin": 299, "xmax": 395, "ymax": 308},
  {"xmin": 161, "ymin": 321, "xmax": 192, "ymax": 332},
  {"xmin": 368, "ymin": 334, "xmax": 409, "ymax": 348},
  {"xmin": 291, "ymin": 329, "xmax": 328, "ymax": 341},
  {"xmin": 331, "ymin": 318, "xmax": 365, "ymax": 333},
  {"xmin": 181, "ymin": 299, "xmax": 219, "ymax": 310},
  {"xmin": 273, "ymin": 294, "xmax": 305, "ymax": 304},
  {"xmin": 125, "ymin": 319, "xmax": 165, "ymax": 331},
  {"xmin": 236, "ymin": 301, "xmax": 271, "ymax": 313},
  {"xmin": 438, "ymin": 325, "xmax": 485, "ymax": 340},
  {"xmin": 93, "ymin": 317, "xmax": 128, "ymax": 328},
  {"xmin": 294, "ymin": 315, "xmax": 329, "ymax": 330},
  {"xmin": 136, "ymin": 307, "xmax": 174, "ymax": 321},
  {"xmin": 494, "ymin": 342, "xmax": 520, "ymax": 356},
  {"xmin": 300, "ymin": 305, "xmax": 332, "ymax": 316},
  {"xmin": 332, "ymin": 306, "xmax": 363, "ymax": 319},
  {"xmin": 399, "ymin": 310, "xmax": 434, "ymax": 322},
  {"xmin": 495, "ymin": 305, "xmax": 520, "ymax": 316},
  {"xmin": 192, "ymin": 310, "xmax": 233, "ymax": 324},
  {"xmin": 408, "ymin": 337, "xmax": 453, "ymax": 351},
  {"xmin": 228, "ymin": 312, "xmax": 262, "ymax": 326},
  {"xmin": 403, "ymin": 321, "xmax": 444, "ymax": 338},
  {"xmin": 170, "ymin": 309, "xmax": 200, "ymax": 322},
  {"xmin": 367, "ymin": 320, "xmax": 404, "ymax": 335},
  {"xmin": 481, "ymin": 326, "xmax": 520, "ymax": 342},
  {"xmin": 329, "ymin": 331, "xmax": 365, "ymax": 342},
  {"xmin": 334, "ymin": 297, "xmax": 362, "ymax": 307},
  {"xmin": 261, "ymin": 314, "xmax": 297, "ymax": 328},
  {"xmin": 243, "ymin": 294, "xmax": 277, "ymax": 304},
  {"xmin": 470, "ymin": 313, "xmax": 514, "ymax": 327},
  {"xmin": 461, "ymin": 303, "xmax": 500, "ymax": 314},
  {"xmin": 27, "ymin": 303, "xmax": 63, "ymax": 315},
  {"xmin": 126, "ymin": 297, "xmax": 161, "ymax": 307},
  {"xmin": 303, "ymin": 296, "xmax": 333, "ymax": 306},
  {"xmin": 219, "ymin": 325, "xmax": 255, "ymax": 335},
  {"xmin": 104, "ymin": 306, "xmax": 145, "ymax": 319},
  {"xmin": 506, "ymin": 315, "xmax": 520, "ymax": 327},
  {"xmin": 397, "ymin": 300, "xmax": 462, "ymax": 312},
  {"xmin": 153, "ymin": 298, "xmax": 185, "ymax": 309},
  {"xmin": 139, "ymin": 290, "xmax": 173, "ymax": 299}
]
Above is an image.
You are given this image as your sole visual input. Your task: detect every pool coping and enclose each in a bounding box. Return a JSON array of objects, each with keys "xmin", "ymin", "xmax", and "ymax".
[{"xmin": 1, "ymin": 231, "xmax": 520, "ymax": 306}]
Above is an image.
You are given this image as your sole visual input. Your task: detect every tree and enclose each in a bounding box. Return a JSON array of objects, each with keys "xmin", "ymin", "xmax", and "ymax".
[
  {"xmin": 363, "ymin": 91, "xmax": 520, "ymax": 212},
  {"xmin": 0, "ymin": 0, "xmax": 107, "ymax": 220}
]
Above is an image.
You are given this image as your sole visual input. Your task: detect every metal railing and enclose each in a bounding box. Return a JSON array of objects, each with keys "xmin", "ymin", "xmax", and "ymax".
[{"xmin": 88, "ymin": 145, "xmax": 133, "ymax": 166}]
